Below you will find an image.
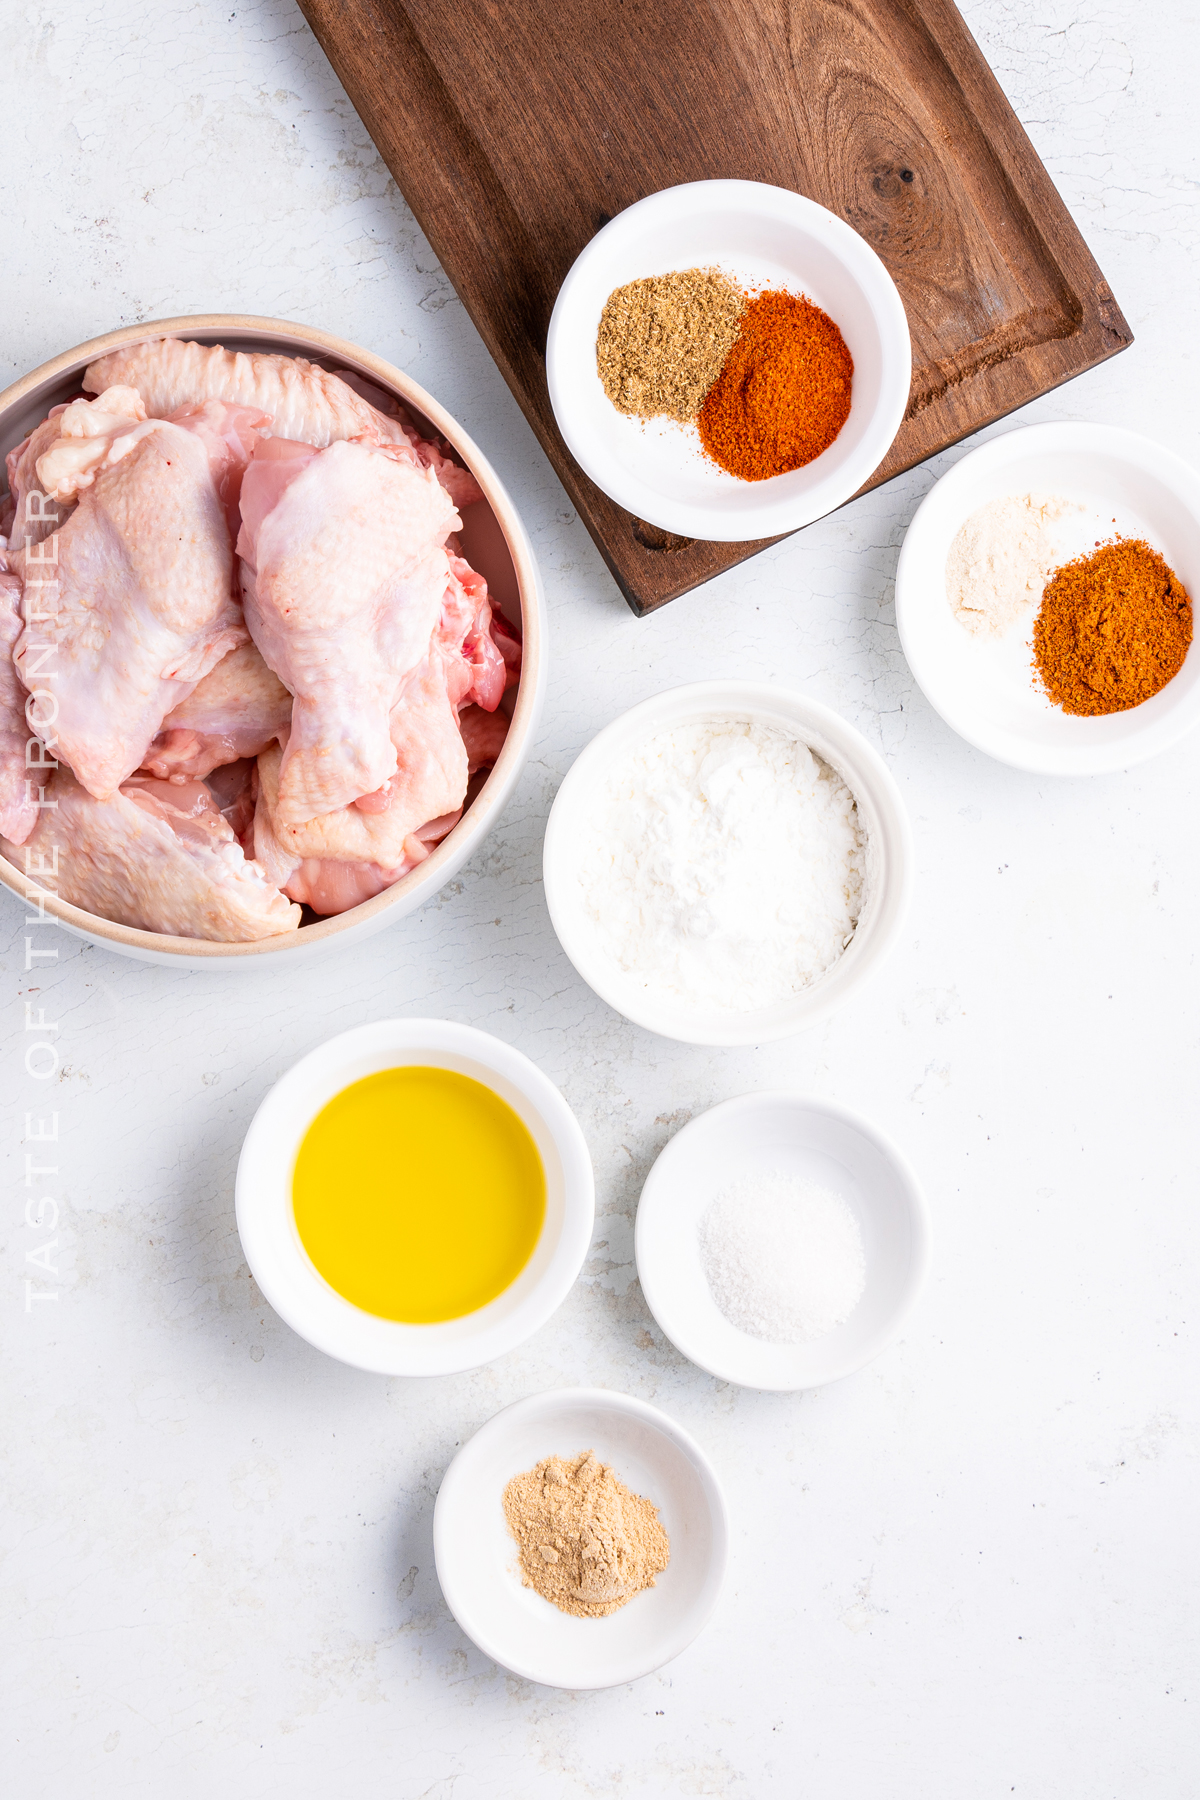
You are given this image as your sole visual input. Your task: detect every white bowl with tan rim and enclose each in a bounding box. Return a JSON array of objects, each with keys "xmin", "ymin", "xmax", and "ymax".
[{"xmin": 0, "ymin": 315, "xmax": 546, "ymax": 968}]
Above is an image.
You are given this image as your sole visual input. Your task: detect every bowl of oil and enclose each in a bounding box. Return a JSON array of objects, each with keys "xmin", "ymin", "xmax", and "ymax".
[{"xmin": 235, "ymin": 1020, "xmax": 595, "ymax": 1375}]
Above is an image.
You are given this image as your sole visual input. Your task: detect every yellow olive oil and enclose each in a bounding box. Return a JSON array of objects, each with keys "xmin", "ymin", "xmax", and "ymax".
[{"xmin": 292, "ymin": 1066, "xmax": 545, "ymax": 1322}]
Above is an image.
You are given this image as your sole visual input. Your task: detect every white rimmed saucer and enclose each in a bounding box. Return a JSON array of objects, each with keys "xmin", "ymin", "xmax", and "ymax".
[
  {"xmin": 433, "ymin": 1387, "xmax": 728, "ymax": 1689},
  {"xmin": 235, "ymin": 1020, "xmax": 594, "ymax": 1376},
  {"xmin": 635, "ymin": 1093, "xmax": 930, "ymax": 1390},
  {"xmin": 546, "ymin": 179, "xmax": 911, "ymax": 540},
  {"xmin": 895, "ymin": 422, "xmax": 1200, "ymax": 774},
  {"xmin": 542, "ymin": 681, "xmax": 913, "ymax": 1045}
]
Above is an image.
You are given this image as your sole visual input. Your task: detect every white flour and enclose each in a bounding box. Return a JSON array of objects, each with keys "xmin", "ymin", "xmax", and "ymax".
[
  {"xmin": 699, "ymin": 1172, "xmax": 867, "ymax": 1343},
  {"xmin": 946, "ymin": 492, "xmax": 1081, "ymax": 637},
  {"xmin": 576, "ymin": 717, "xmax": 864, "ymax": 1013}
]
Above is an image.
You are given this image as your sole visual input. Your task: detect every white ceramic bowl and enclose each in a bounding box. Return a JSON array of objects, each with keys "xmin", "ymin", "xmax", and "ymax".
[
  {"xmin": 0, "ymin": 314, "xmax": 546, "ymax": 966},
  {"xmin": 635, "ymin": 1093, "xmax": 930, "ymax": 1390},
  {"xmin": 895, "ymin": 421, "xmax": 1200, "ymax": 774},
  {"xmin": 542, "ymin": 681, "xmax": 913, "ymax": 1045},
  {"xmin": 546, "ymin": 179, "xmax": 911, "ymax": 540},
  {"xmin": 235, "ymin": 1020, "xmax": 593, "ymax": 1375},
  {"xmin": 433, "ymin": 1387, "xmax": 728, "ymax": 1689}
]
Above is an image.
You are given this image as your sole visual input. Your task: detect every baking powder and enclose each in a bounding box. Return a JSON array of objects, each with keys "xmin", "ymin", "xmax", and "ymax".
[{"xmin": 576, "ymin": 717, "xmax": 864, "ymax": 1013}]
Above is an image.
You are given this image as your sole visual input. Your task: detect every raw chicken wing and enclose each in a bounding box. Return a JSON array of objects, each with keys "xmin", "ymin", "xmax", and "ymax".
[
  {"xmin": 30, "ymin": 386, "xmax": 151, "ymax": 503},
  {"xmin": 282, "ymin": 809, "xmax": 463, "ymax": 916},
  {"xmin": 338, "ymin": 556, "xmax": 513, "ymax": 833},
  {"xmin": 237, "ymin": 436, "xmax": 459, "ymax": 826},
  {"xmin": 4, "ymin": 386, "xmax": 150, "ymax": 556},
  {"xmin": 4, "ymin": 767, "xmax": 300, "ymax": 941},
  {"xmin": 85, "ymin": 339, "xmax": 399, "ymax": 447},
  {"xmin": 333, "ymin": 368, "xmax": 484, "ymax": 509},
  {"xmin": 11, "ymin": 398, "xmax": 263, "ymax": 798},
  {"xmin": 252, "ymin": 649, "xmax": 468, "ymax": 880},
  {"xmin": 83, "ymin": 337, "xmax": 483, "ymax": 507},
  {"xmin": 141, "ymin": 639, "xmax": 291, "ymax": 781},
  {"xmin": 79, "ymin": 338, "xmax": 485, "ymax": 511},
  {"xmin": 252, "ymin": 554, "xmax": 520, "ymax": 906}
]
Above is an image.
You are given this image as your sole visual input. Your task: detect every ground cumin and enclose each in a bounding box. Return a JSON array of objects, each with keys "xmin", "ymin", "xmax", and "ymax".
[
  {"xmin": 698, "ymin": 290, "xmax": 853, "ymax": 481},
  {"xmin": 1033, "ymin": 537, "xmax": 1193, "ymax": 715},
  {"xmin": 596, "ymin": 269, "xmax": 746, "ymax": 424},
  {"xmin": 502, "ymin": 1449, "xmax": 670, "ymax": 1619}
]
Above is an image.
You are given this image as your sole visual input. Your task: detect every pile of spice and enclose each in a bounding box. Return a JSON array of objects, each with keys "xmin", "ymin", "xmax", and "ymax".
[
  {"xmin": 596, "ymin": 269, "xmax": 745, "ymax": 424},
  {"xmin": 698, "ymin": 291, "xmax": 854, "ymax": 482},
  {"xmin": 943, "ymin": 493, "xmax": 1193, "ymax": 716},
  {"xmin": 699, "ymin": 1172, "xmax": 867, "ymax": 1344},
  {"xmin": 576, "ymin": 717, "xmax": 865, "ymax": 1016},
  {"xmin": 1033, "ymin": 536, "xmax": 1193, "ymax": 715},
  {"xmin": 595, "ymin": 268, "xmax": 854, "ymax": 479},
  {"xmin": 946, "ymin": 493, "xmax": 1081, "ymax": 638},
  {"xmin": 503, "ymin": 1449, "xmax": 670, "ymax": 1619}
]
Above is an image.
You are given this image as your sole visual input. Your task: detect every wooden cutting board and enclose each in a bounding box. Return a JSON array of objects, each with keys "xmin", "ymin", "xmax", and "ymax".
[{"xmin": 297, "ymin": 0, "xmax": 1131, "ymax": 616}]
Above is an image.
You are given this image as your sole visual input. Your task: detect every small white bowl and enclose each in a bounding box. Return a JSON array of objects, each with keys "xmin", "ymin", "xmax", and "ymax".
[
  {"xmin": 542, "ymin": 681, "xmax": 913, "ymax": 1045},
  {"xmin": 235, "ymin": 1020, "xmax": 594, "ymax": 1376},
  {"xmin": 546, "ymin": 179, "xmax": 912, "ymax": 540},
  {"xmin": 895, "ymin": 422, "xmax": 1200, "ymax": 774},
  {"xmin": 635, "ymin": 1093, "xmax": 930, "ymax": 1390},
  {"xmin": 433, "ymin": 1387, "xmax": 728, "ymax": 1689}
]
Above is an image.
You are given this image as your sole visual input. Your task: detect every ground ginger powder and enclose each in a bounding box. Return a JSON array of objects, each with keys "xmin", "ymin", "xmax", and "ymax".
[
  {"xmin": 502, "ymin": 1449, "xmax": 670, "ymax": 1618},
  {"xmin": 596, "ymin": 269, "xmax": 745, "ymax": 423},
  {"xmin": 1033, "ymin": 536, "xmax": 1193, "ymax": 715}
]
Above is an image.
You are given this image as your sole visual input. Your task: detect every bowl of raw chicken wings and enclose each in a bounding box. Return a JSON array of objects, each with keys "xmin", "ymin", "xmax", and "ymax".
[{"xmin": 0, "ymin": 316, "xmax": 543, "ymax": 963}]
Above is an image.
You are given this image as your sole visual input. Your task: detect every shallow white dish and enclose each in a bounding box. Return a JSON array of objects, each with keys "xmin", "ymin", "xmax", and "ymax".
[
  {"xmin": 635, "ymin": 1093, "xmax": 930, "ymax": 1391},
  {"xmin": 433, "ymin": 1387, "xmax": 728, "ymax": 1689},
  {"xmin": 545, "ymin": 179, "xmax": 911, "ymax": 540},
  {"xmin": 235, "ymin": 1019, "xmax": 593, "ymax": 1376},
  {"xmin": 542, "ymin": 681, "xmax": 913, "ymax": 1045},
  {"xmin": 895, "ymin": 421, "xmax": 1200, "ymax": 774},
  {"xmin": 0, "ymin": 314, "xmax": 546, "ymax": 967}
]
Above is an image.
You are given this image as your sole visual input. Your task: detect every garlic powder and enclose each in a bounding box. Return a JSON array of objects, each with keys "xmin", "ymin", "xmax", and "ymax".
[
  {"xmin": 576, "ymin": 718, "xmax": 865, "ymax": 1014},
  {"xmin": 946, "ymin": 491, "xmax": 1081, "ymax": 638}
]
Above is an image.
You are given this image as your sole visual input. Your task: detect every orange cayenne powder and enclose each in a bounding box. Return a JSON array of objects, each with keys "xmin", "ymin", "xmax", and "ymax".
[
  {"xmin": 1033, "ymin": 537, "xmax": 1192, "ymax": 715},
  {"xmin": 698, "ymin": 291, "xmax": 854, "ymax": 481}
]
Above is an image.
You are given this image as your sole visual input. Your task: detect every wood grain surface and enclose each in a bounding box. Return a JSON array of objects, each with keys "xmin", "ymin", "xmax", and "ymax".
[{"xmin": 297, "ymin": 0, "xmax": 1132, "ymax": 615}]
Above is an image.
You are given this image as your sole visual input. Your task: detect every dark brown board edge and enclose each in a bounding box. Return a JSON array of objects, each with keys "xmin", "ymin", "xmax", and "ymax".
[{"xmin": 295, "ymin": 0, "xmax": 1132, "ymax": 617}]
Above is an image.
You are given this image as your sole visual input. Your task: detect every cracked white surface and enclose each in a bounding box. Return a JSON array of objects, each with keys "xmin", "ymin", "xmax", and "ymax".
[{"xmin": 2, "ymin": 2, "xmax": 1198, "ymax": 1795}]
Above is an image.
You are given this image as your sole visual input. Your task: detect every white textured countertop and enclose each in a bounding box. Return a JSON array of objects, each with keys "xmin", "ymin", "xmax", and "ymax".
[{"xmin": 3, "ymin": 3, "xmax": 1197, "ymax": 1794}]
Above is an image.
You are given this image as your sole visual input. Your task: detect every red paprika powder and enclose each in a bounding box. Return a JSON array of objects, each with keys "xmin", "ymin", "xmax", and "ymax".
[{"xmin": 698, "ymin": 290, "xmax": 854, "ymax": 481}]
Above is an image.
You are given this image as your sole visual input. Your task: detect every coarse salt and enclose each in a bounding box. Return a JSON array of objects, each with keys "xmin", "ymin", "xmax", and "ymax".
[
  {"xmin": 575, "ymin": 717, "xmax": 865, "ymax": 1014},
  {"xmin": 698, "ymin": 1171, "xmax": 866, "ymax": 1344}
]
